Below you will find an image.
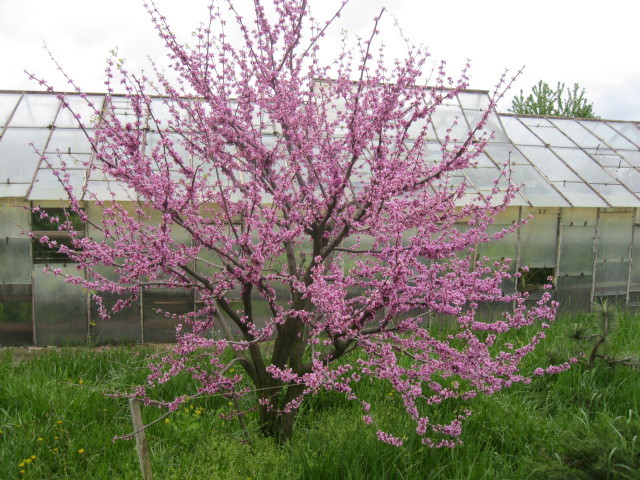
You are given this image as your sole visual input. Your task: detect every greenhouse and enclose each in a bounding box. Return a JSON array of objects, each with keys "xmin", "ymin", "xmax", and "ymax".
[{"xmin": 1, "ymin": 89, "xmax": 640, "ymax": 346}]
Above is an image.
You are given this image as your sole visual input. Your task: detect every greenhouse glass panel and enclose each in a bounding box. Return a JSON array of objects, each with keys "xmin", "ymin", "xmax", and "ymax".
[
  {"xmin": 560, "ymin": 207, "xmax": 597, "ymax": 226},
  {"xmin": 83, "ymin": 180, "xmax": 136, "ymax": 201},
  {"xmin": 45, "ymin": 153, "xmax": 91, "ymax": 170},
  {"xmin": 0, "ymin": 128, "xmax": 49, "ymax": 183},
  {"xmin": 405, "ymin": 116, "xmax": 436, "ymax": 141},
  {"xmin": 594, "ymin": 261, "xmax": 630, "ymax": 296},
  {"xmin": 581, "ymin": 121, "xmax": 637, "ymax": 150},
  {"xmin": 510, "ymin": 165, "xmax": 567, "ymax": 206},
  {"xmin": 431, "ymin": 105, "xmax": 470, "ymax": 142},
  {"xmin": 556, "ymin": 275, "xmax": 593, "ymax": 313},
  {"xmin": 470, "ymin": 152, "xmax": 497, "ymax": 168},
  {"xmin": 462, "ymin": 110, "xmax": 510, "ymax": 142},
  {"xmin": 518, "ymin": 146, "xmax": 580, "ymax": 182},
  {"xmin": 501, "ymin": 116, "xmax": 544, "ymax": 145},
  {"xmin": 484, "ymin": 143, "xmax": 531, "ymax": 165},
  {"xmin": 0, "ymin": 203, "xmax": 30, "ymax": 236},
  {"xmin": 591, "ymin": 184, "xmax": 640, "ymax": 206},
  {"xmin": 607, "ymin": 122, "xmax": 640, "ymax": 147},
  {"xmin": 596, "ymin": 211, "xmax": 633, "ymax": 262},
  {"xmin": 519, "ymin": 212, "xmax": 558, "ymax": 267},
  {"xmin": 457, "ymin": 91, "xmax": 490, "ymax": 110},
  {"xmin": 0, "ymin": 238, "xmax": 32, "ymax": 283},
  {"xmin": 0, "ymin": 93, "xmax": 21, "ymax": 127},
  {"xmin": 55, "ymin": 95, "xmax": 104, "ymax": 128},
  {"xmin": 9, "ymin": 94, "xmax": 59, "ymax": 127},
  {"xmin": 553, "ymin": 182, "xmax": 604, "ymax": 207},
  {"xmin": 559, "ymin": 225, "xmax": 595, "ymax": 275},
  {"xmin": 34, "ymin": 265, "xmax": 87, "ymax": 346},
  {"xmin": 0, "ymin": 284, "xmax": 33, "ymax": 346},
  {"xmin": 586, "ymin": 148, "xmax": 628, "ymax": 168},
  {"xmin": 46, "ymin": 128, "xmax": 94, "ymax": 154},
  {"xmin": 0, "ymin": 184, "xmax": 29, "ymax": 199},
  {"xmin": 617, "ymin": 150, "xmax": 640, "ymax": 168},
  {"xmin": 28, "ymin": 169, "xmax": 86, "ymax": 200},
  {"xmin": 463, "ymin": 167, "xmax": 502, "ymax": 189},
  {"xmin": 550, "ymin": 147, "xmax": 614, "ymax": 183},
  {"xmin": 609, "ymin": 167, "xmax": 640, "ymax": 193},
  {"xmin": 550, "ymin": 118, "xmax": 603, "ymax": 148},
  {"xmin": 90, "ymin": 290, "xmax": 142, "ymax": 345},
  {"xmin": 525, "ymin": 123, "xmax": 575, "ymax": 148},
  {"xmin": 143, "ymin": 289, "xmax": 194, "ymax": 343}
]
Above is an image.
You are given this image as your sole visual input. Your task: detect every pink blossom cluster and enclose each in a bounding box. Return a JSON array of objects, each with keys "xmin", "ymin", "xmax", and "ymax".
[{"xmin": 30, "ymin": 0, "xmax": 568, "ymax": 444}]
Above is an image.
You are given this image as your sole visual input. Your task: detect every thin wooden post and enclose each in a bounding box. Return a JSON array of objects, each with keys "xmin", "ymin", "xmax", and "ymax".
[{"xmin": 129, "ymin": 398, "xmax": 153, "ymax": 480}]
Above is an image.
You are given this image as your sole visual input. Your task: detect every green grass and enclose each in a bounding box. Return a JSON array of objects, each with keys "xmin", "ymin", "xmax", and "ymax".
[{"xmin": 1, "ymin": 312, "xmax": 640, "ymax": 479}]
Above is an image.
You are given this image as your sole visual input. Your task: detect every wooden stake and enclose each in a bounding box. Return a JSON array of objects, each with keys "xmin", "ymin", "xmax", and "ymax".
[{"xmin": 129, "ymin": 398, "xmax": 153, "ymax": 480}]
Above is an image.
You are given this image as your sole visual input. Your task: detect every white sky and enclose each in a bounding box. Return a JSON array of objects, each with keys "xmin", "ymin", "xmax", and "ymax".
[{"xmin": 1, "ymin": 0, "xmax": 638, "ymax": 120}]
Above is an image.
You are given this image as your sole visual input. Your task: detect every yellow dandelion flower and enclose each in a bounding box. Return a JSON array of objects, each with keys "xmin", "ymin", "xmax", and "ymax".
[
  {"xmin": 57, "ymin": 420, "xmax": 63, "ymax": 424},
  {"xmin": 25, "ymin": 459, "xmax": 31, "ymax": 464},
  {"xmin": 0, "ymin": 430, "xmax": 3, "ymax": 434},
  {"xmin": 54, "ymin": 436, "xmax": 59, "ymax": 440},
  {"xmin": 19, "ymin": 462, "xmax": 25, "ymax": 467},
  {"xmin": 184, "ymin": 408, "xmax": 189, "ymax": 412},
  {"xmin": 19, "ymin": 470, "xmax": 26, "ymax": 474},
  {"xmin": 31, "ymin": 455, "xmax": 36, "ymax": 460},
  {"xmin": 78, "ymin": 449, "xmax": 85, "ymax": 454},
  {"xmin": 164, "ymin": 418, "xmax": 170, "ymax": 423},
  {"xmin": 37, "ymin": 437, "xmax": 43, "ymax": 442},
  {"xmin": 53, "ymin": 448, "xmax": 59, "ymax": 452},
  {"xmin": 228, "ymin": 402, "xmax": 233, "ymax": 406},
  {"xmin": 78, "ymin": 380, "xmax": 84, "ymax": 385}
]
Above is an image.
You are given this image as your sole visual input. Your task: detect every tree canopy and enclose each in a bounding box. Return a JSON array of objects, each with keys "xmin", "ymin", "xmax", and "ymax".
[{"xmin": 510, "ymin": 80, "xmax": 598, "ymax": 118}]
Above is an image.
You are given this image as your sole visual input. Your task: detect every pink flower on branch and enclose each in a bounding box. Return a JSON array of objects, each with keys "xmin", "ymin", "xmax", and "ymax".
[{"xmin": 32, "ymin": 0, "xmax": 566, "ymax": 446}]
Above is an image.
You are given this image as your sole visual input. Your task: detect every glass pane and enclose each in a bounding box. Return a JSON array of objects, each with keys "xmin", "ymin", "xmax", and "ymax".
[
  {"xmin": 501, "ymin": 116, "xmax": 544, "ymax": 145},
  {"xmin": 597, "ymin": 211, "xmax": 634, "ymax": 262},
  {"xmin": 0, "ymin": 203, "xmax": 30, "ymax": 236},
  {"xmin": 10, "ymin": 94, "xmax": 60, "ymax": 127},
  {"xmin": 34, "ymin": 265, "xmax": 87, "ymax": 346},
  {"xmin": 463, "ymin": 167, "xmax": 502, "ymax": 189},
  {"xmin": 143, "ymin": 289, "xmax": 193, "ymax": 343},
  {"xmin": 0, "ymin": 283, "xmax": 33, "ymax": 346},
  {"xmin": 90, "ymin": 287, "xmax": 142, "ymax": 345},
  {"xmin": 559, "ymin": 225, "xmax": 595, "ymax": 275},
  {"xmin": 0, "ymin": 184, "xmax": 29, "ymax": 198},
  {"xmin": 484, "ymin": 143, "xmax": 531, "ymax": 165},
  {"xmin": 457, "ymin": 92, "xmax": 490, "ymax": 110},
  {"xmin": 431, "ymin": 105, "xmax": 470, "ymax": 142},
  {"xmin": 45, "ymin": 153, "xmax": 92, "ymax": 170},
  {"xmin": 520, "ymin": 212, "xmax": 558, "ymax": 267},
  {"xmin": 463, "ymin": 110, "xmax": 510, "ymax": 142},
  {"xmin": 594, "ymin": 261, "xmax": 629, "ymax": 296},
  {"xmin": 610, "ymin": 167, "xmax": 640, "ymax": 192},
  {"xmin": 556, "ymin": 274, "xmax": 592, "ymax": 313},
  {"xmin": 0, "ymin": 128, "xmax": 50, "ymax": 183},
  {"xmin": 549, "ymin": 118, "xmax": 603, "ymax": 148},
  {"xmin": 606, "ymin": 122, "xmax": 640, "ymax": 148},
  {"xmin": 591, "ymin": 184, "xmax": 640, "ymax": 206},
  {"xmin": 0, "ymin": 238, "xmax": 32, "ymax": 283},
  {"xmin": 585, "ymin": 148, "xmax": 629, "ymax": 168},
  {"xmin": 55, "ymin": 95, "xmax": 104, "ymax": 128},
  {"xmin": 551, "ymin": 147, "xmax": 614, "ymax": 183},
  {"xmin": 83, "ymin": 180, "xmax": 136, "ymax": 201},
  {"xmin": 28, "ymin": 169, "xmax": 86, "ymax": 200},
  {"xmin": 46, "ymin": 128, "xmax": 95, "ymax": 154},
  {"xmin": 0, "ymin": 93, "xmax": 22, "ymax": 126},
  {"xmin": 518, "ymin": 146, "xmax": 580, "ymax": 181},
  {"xmin": 580, "ymin": 121, "xmax": 637, "ymax": 150},
  {"xmin": 553, "ymin": 181, "xmax": 605, "ymax": 207},
  {"xmin": 526, "ymin": 122, "xmax": 575, "ymax": 147},
  {"xmin": 617, "ymin": 150, "xmax": 640, "ymax": 168},
  {"xmin": 510, "ymin": 164, "xmax": 567, "ymax": 206}
]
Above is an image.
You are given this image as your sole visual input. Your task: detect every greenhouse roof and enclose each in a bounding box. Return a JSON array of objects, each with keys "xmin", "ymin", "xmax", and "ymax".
[{"xmin": 1, "ymin": 90, "xmax": 639, "ymax": 207}]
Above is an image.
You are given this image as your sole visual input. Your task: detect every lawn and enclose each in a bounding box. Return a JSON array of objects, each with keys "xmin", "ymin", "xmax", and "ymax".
[{"xmin": 1, "ymin": 311, "xmax": 639, "ymax": 479}]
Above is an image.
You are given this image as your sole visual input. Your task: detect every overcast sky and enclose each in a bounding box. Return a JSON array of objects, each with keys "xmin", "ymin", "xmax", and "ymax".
[{"xmin": 1, "ymin": 0, "xmax": 638, "ymax": 120}]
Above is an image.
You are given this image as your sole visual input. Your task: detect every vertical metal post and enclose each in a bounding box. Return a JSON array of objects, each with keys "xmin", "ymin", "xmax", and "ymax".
[{"xmin": 129, "ymin": 399, "xmax": 153, "ymax": 480}]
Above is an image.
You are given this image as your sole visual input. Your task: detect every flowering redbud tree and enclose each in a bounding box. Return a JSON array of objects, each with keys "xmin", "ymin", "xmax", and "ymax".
[{"xmin": 34, "ymin": 0, "xmax": 569, "ymax": 445}]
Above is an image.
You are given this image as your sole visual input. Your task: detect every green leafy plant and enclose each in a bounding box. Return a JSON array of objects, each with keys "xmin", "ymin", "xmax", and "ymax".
[{"xmin": 510, "ymin": 80, "xmax": 598, "ymax": 118}]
